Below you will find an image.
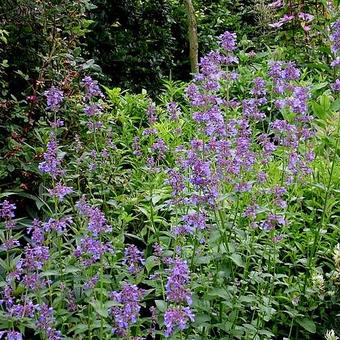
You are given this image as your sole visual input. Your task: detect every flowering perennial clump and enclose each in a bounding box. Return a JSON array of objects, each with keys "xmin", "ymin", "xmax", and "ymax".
[{"xmin": 1, "ymin": 23, "xmax": 339, "ymax": 339}]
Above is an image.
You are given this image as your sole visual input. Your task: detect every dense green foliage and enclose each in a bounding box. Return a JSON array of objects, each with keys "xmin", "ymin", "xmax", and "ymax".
[{"xmin": 0, "ymin": 0, "xmax": 339, "ymax": 339}]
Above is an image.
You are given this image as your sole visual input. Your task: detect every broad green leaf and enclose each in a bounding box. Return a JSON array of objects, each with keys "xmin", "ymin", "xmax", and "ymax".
[
  {"xmin": 90, "ymin": 300, "xmax": 108, "ymax": 318},
  {"xmin": 229, "ymin": 253, "xmax": 244, "ymax": 268},
  {"xmin": 297, "ymin": 318, "xmax": 316, "ymax": 333},
  {"xmin": 155, "ymin": 300, "xmax": 167, "ymax": 312}
]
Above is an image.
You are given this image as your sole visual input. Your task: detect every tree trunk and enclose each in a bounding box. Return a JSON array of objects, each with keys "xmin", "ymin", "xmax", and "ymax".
[{"xmin": 183, "ymin": 0, "xmax": 198, "ymax": 75}]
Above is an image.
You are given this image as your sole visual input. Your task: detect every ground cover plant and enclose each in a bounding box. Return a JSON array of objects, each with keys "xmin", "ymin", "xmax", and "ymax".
[{"xmin": 0, "ymin": 1, "xmax": 340, "ymax": 340}]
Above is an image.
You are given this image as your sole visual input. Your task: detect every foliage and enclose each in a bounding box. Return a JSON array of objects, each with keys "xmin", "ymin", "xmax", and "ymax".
[
  {"xmin": 0, "ymin": 22, "xmax": 339, "ymax": 338},
  {"xmin": 0, "ymin": 0, "xmax": 96, "ymax": 192},
  {"xmin": 86, "ymin": 0, "xmax": 190, "ymax": 94}
]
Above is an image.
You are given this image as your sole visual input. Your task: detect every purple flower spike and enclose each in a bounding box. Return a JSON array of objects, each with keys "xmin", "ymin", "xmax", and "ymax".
[
  {"xmin": 164, "ymin": 306, "xmax": 195, "ymax": 337},
  {"xmin": 81, "ymin": 76, "xmax": 104, "ymax": 100},
  {"xmin": 165, "ymin": 258, "xmax": 192, "ymax": 305},
  {"xmin": 123, "ymin": 245, "xmax": 145, "ymax": 274},
  {"xmin": 38, "ymin": 134, "xmax": 63, "ymax": 179},
  {"xmin": 44, "ymin": 86, "xmax": 64, "ymax": 111},
  {"xmin": 219, "ymin": 31, "xmax": 237, "ymax": 52},
  {"xmin": 331, "ymin": 79, "xmax": 340, "ymax": 92},
  {"xmin": 110, "ymin": 283, "xmax": 143, "ymax": 336},
  {"xmin": 48, "ymin": 182, "xmax": 73, "ymax": 201}
]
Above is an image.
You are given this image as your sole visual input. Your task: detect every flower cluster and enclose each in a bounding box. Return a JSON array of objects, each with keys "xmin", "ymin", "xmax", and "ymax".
[
  {"xmin": 110, "ymin": 283, "xmax": 143, "ymax": 336},
  {"xmin": 74, "ymin": 237, "xmax": 113, "ymax": 266},
  {"xmin": 38, "ymin": 134, "xmax": 64, "ymax": 179},
  {"xmin": 0, "ymin": 200, "xmax": 16, "ymax": 229},
  {"xmin": 48, "ymin": 182, "xmax": 73, "ymax": 201},
  {"xmin": 164, "ymin": 258, "xmax": 194, "ymax": 337},
  {"xmin": 44, "ymin": 86, "xmax": 64, "ymax": 111},
  {"xmin": 76, "ymin": 197, "xmax": 112, "ymax": 236},
  {"xmin": 123, "ymin": 244, "xmax": 145, "ymax": 274}
]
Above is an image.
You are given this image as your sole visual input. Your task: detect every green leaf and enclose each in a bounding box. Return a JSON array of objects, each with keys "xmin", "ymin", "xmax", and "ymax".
[
  {"xmin": 331, "ymin": 99, "xmax": 340, "ymax": 112},
  {"xmin": 297, "ymin": 318, "xmax": 316, "ymax": 333},
  {"xmin": 64, "ymin": 266, "xmax": 80, "ymax": 274},
  {"xmin": 145, "ymin": 255, "xmax": 159, "ymax": 272},
  {"xmin": 229, "ymin": 253, "xmax": 244, "ymax": 267},
  {"xmin": 155, "ymin": 300, "xmax": 167, "ymax": 312},
  {"xmin": 41, "ymin": 270, "xmax": 60, "ymax": 277},
  {"xmin": 90, "ymin": 300, "xmax": 108, "ymax": 318},
  {"xmin": 207, "ymin": 288, "xmax": 229, "ymax": 300}
]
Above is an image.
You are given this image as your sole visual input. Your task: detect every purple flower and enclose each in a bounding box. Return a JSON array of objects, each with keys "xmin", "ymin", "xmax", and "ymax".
[
  {"xmin": 167, "ymin": 102, "xmax": 181, "ymax": 121},
  {"xmin": 330, "ymin": 19, "xmax": 340, "ymax": 54},
  {"xmin": 1, "ymin": 331, "xmax": 23, "ymax": 340},
  {"xmin": 234, "ymin": 181, "xmax": 252, "ymax": 193},
  {"xmin": 165, "ymin": 258, "xmax": 192, "ymax": 305},
  {"xmin": 268, "ymin": 0, "xmax": 282, "ymax": 8},
  {"xmin": 84, "ymin": 103, "xmax": 103, "ymax": 116},
  {"xmin": 298, "ymin": 12, "xmax": 314, "ymax": 22},
  {"xmin": 242, "ymin": 99, "xmax": 265, "ymax": 121},
  {"xmin": 280, "ymin": 14, "xmax": 295, "ymax": 23},
  {"xmin": 331, "ymin": 79, "xmax": 340, "ymax": 92},
  {"xmin": 49, "ymin": 119, "xmax": 64, "ymax": 128},
  {"xmin": 81, "ymin": 76, "xmax": 104, "ymax": 100},
  {"xmin": 48, "ymin": 182, "xmax": 73, "ymax": 201},
  {"xmin": 110, "ymin": 283, "xmax": 143, "ymax": 336},
  {"xmin": 27, "ymin": 219, "xmax": 45, "ymax": 245},
  {"xmin": 282, "ymin": 62, "xmax": 300, "ymax": 81},
  {"xmin": 331, "ymin": 57, "xmax": 340, "ymax": 67},
  {"xmin": 74, "ymin": 237, "xmax": 113, "ymax": 265},
  {"xmin": 0, "ymin": 200, "xmax": 16, "ymax": 219},
  {"xmin": 44, "ymin": 87, "xmax": 64, "ymax": 111},
  {"xmin": 123, "ymin": 245, "xmax": 144, "ymax": 274},
  {"xmin": 43, "ymin": 216, "xmax": 73, "ymax": 234},
  {"xmin": 269, "ymin": 21, "xmax": 284, "ymax": 29},
  {"xmin": 8, "ymin": 300, "xmax": 36, "ymax": 318},
  {"xmin": 21, "ymin": 245, "xmax": 49, "ymax": 271},
  {"xmin": 164, "ymin": 306, "xmax": 194, "ymax": 337},
  {"xmin": 243, "ymin": 204, "xmax": 258, "ymax": 219},
  {"xmin": 152, "ymin": 138, "xmax": 167, "ymax": 157},
  {"xmin": 36, "ymin": 304, "xmax": 62, "ymax": 339},
  {"xmin": 142, "ymin": 128, "xmax": 158, "ymax": 136},
  {"xmin": 268, "ymin": 61, "xmax": 284, "ymax": 79},
  {"xmin": 251, "ymin": 77, "xmax": 266, "ymax": 97},
  {"xmin": 147, "ymin": 102, "xmax": 157, "ymax": 125},
  {"xmin": 219, "ymin": 31, "xmax": 237, "ymax": 52},
  {"xmin": 76, "ymin": 197, "xmax": 112, "ymax": 236},
  {"xmin": 132, "ymin": 137, "xmax": 142, "ymax": 156},
  {"xmin": 87, "ymin": 121, "xmax": 103, "ymax": 131},
  {"xmin": 0, "ymin": 200, "xmax": 16, "ymax": 229},
  {"xmin": 83, "ymin": 275, "xmax": 99, "ymax": 290},
  {"xmin": 166, "ymin": 169, "xmax": 185, "ymax": 197},
  {"xmin": 261, "ymin": 213, "xmax": 286, "ymax": 230},
  {"xmin": 21, "ymin": 273, "xmax": 47, "ymax": 290},
  {"xmin": 153, "ymin": 243, "xmax": 163, "ymax": 257},
  {"xmin": 38, "ymin": 134, "xmax": 63, "ymax": 178},
  {"xmin": 1, "ymin": 239, "xmax": 20, "ymax": 251},
  {"xmin": 182, "ymin": 211, "xmax": 206, "ymax": 231}
]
